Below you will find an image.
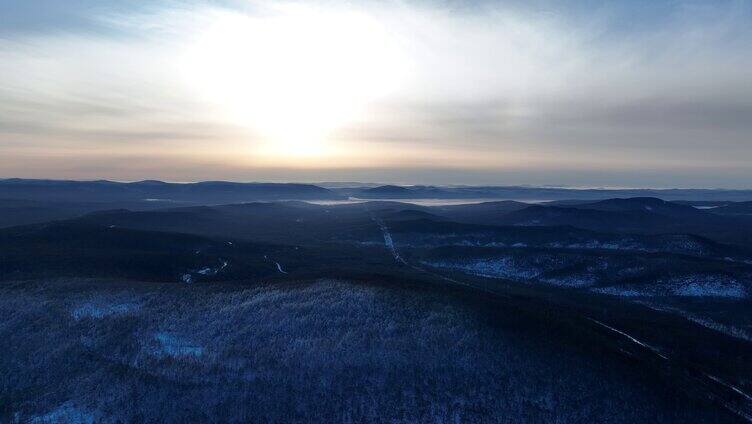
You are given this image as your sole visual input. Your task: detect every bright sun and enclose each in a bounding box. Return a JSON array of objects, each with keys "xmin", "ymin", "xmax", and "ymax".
[{"xmin": 182, "ymin": 6, "xmax": 406, "ymax": 159}]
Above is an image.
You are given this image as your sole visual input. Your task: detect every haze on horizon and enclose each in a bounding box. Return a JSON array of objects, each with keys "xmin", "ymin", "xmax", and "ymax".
[{"xmin": 1, "ymin": 0, "xmax": 751, "ymax": 188}]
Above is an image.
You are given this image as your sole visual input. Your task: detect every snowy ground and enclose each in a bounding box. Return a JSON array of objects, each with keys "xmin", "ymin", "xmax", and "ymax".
[
  {"xmin": 0, "ymin": 278, "xmax": 726, "ymax": 423},
  {"xmin": 593, "ymin": 275, "xmax": 747, "ymax": 298}
]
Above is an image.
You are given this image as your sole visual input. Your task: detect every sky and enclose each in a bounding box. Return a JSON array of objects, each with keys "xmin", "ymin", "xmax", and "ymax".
[{"xmin": 0, "ymin": 0, "xmax": 751, "ymax": 187}]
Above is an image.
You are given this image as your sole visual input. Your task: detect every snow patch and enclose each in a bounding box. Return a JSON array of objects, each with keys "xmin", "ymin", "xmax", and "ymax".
[
  {"xmin": 30, "ymin": 402, "xmax": 95, "ymax": 424},
  {"xmin": 423, "ymin": 258, "xmax": 539, "ymax": 280},
  {"xmin": 670, "ymin": 277, "xmax": 746, "ymax": 298},
  {"xmin": 71, "ymin": 302, "xmax": 138, "ymax": 320},
  {"xmin": 539, "ymin": 274, "xmax": 597, "ymax": 288},
  {"xmin": 593, "ymin": 275, "xmax": 747, "ymax": 298},
  {"xmin": 182, "ymin": 260, "xmax": 228, "ymax": 282},
  {"xmin": 592, "ymin": 287, "xmax": 646, "ymax": 297},
  {"xmin": 152, "ymin": 332, "xmax": 204, "ymax": 358},
  {"xmin": 197, "ymin": 260, "xmax": 228, "ymax": 276}
]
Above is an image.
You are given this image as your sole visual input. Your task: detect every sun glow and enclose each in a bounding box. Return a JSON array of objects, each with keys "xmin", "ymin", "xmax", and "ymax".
[{"xmin": 182, "ymin": 6, "xmax": 407, "ymax": 159}]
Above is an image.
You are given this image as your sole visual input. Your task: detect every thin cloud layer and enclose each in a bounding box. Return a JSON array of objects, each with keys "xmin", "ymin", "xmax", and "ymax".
[{"xmin": 0, "ymin": 0, "xmax": 750, "ymax": 187}]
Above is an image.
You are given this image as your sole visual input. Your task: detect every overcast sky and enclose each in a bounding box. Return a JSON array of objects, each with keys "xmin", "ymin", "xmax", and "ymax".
[{"xmin": 1, "ymin": 0, "xmax": 751, "ymax": 187}]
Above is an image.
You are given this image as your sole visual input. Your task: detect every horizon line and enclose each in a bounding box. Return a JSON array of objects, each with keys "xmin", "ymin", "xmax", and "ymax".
[{"xmin": 3, "ymin": 177, "xmax": 752, "ymax": 192}]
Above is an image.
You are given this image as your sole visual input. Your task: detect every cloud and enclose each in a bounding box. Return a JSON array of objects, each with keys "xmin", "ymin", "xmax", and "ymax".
[{"xmin": 0, "ymin": 0, "xmax": 751, "ymax": 186}]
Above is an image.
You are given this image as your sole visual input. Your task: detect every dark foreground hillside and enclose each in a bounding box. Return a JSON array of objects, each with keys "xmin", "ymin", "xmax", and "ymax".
[{"xmin": 0, "ymin": 279, "xmax": 734, "ymax": 423}]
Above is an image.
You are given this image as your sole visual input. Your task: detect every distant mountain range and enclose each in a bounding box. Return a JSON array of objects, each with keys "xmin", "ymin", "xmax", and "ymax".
[
  {"xmin": 3, "ymin": 180, "xmax": 752, "ymax": 245},
  {"xmin": 6, "ymin": 179, "xmax": 752, "ymax": 203},
  {"xmin": 0, "ymin": 179, "xmax": 341, "ymax": 203},
  {"xmin": 338, "ymin": 184, "xmax": 752, "ymax": 201}
]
